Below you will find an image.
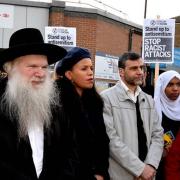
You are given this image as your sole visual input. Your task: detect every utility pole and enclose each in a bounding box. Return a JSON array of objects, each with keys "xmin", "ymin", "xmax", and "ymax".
[{"xmin": 144, "ymin": 0, "xmax": 147, "ymax": 18}]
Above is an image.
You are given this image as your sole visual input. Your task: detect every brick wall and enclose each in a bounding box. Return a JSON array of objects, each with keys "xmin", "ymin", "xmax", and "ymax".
[
  {"xmin": 49, "ymin": 7, "xmax": 143, "ymax": 62},
  {"xmin": 96, "ymin": 18, "xmax": 129, "ymax": 56},
  {"xmin": 131, "ymin": 34, "xmax": 142, "ymax": 53},
  {"xmin": 64, "ymin": 12, "xmax": 97, "ymax": 63},
  {"xmin": 49, "ymin": 7, "xmax": 65, "ymax": 26}
]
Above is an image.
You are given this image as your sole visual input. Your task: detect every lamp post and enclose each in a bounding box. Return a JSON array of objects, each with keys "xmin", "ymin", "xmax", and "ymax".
[{"xmin": 144, "ymin": 0, "xmax": 147, "ymax": 18}]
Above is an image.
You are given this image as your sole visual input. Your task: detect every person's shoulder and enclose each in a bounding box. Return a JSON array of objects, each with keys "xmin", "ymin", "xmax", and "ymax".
[
  {"xmin": 100, "ymin": 85, "xmax": 117, "ymax": 98},
  {"xmin": 140, "ymin": 91, "xmax": 155, "ymax": 107},
  {"xmin": 101, "ymin": 82, "xmax": 120, "ymax": 95},
  {"xmin": 141, "ymin": 90, "xmax": 152, "ymax": 97}
]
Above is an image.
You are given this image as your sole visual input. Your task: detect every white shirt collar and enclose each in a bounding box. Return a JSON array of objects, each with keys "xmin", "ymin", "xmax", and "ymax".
[{"xmin": 120, "ymin": 79, "xmax": 141, "ymax": 103}]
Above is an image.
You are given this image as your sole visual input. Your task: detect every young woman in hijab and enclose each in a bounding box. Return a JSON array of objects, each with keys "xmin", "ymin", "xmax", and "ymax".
[
  {"xmin": 55, "ymin": 47, "xmax": 110, "ymax": 180},
  {"xmin": 154, "ymin": 70, "xmax": 180, "ymax": 180}
]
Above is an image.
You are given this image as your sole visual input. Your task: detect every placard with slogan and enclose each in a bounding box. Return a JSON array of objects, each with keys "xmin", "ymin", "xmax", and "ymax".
[
  {"xmin": 142, "ymin": 19, "xmax": 175, "ymax": 63},
  {"xmin": 45, "ymin": 26, "xmax": 76, "ymax": 48}
]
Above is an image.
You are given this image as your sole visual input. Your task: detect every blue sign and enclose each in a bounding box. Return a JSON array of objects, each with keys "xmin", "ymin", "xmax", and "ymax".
[
  {"xmin": 150, "ymin": 63, "xmax": 166, "ymax": 69},
  {"xmin": 174, "ymin": 48, "xmax": 180, "ymax": 67}
]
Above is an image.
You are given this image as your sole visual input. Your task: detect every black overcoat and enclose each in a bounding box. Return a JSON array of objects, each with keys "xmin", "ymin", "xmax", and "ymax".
[
  {"xmin": 0, "ymin": 78, "xmax": 79, "ymax": 180},
  {"xmin": 56, "ymin": 79, "xmax": 110, "ymax": 180}
]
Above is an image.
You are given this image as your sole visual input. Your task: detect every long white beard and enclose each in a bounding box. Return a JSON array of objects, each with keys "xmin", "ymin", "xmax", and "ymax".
[{"xmin": 1, "ymin": 70, "xmax": 59, "ymax": 138}]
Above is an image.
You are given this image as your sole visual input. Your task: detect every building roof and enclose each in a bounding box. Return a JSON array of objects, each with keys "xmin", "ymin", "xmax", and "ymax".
[{"xmin": 172, "ymin": 16, "xmax": 180, "ymax": 23}]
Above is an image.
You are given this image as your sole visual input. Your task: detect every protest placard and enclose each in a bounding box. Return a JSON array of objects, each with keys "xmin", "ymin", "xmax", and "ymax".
[
  {"xmin": 142, "ymin": 19, "xmax": 175, "ymax": 63},
  {"xmin": 45, "ymin": 26, "xmax": 76, "ymax": 48}
]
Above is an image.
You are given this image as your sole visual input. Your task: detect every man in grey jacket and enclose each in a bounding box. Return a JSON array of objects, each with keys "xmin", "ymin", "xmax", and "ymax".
[{"xmin": 101, "ymin": 52, "xmax": 163, "ymax": 180}]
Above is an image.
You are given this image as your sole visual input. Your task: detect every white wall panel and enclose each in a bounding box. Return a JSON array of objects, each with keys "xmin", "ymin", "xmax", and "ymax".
[
  {"xmin": 27, "ymin": 7, "xmax": 49, "ymax": 38},
  {"xmin": 0, "ymin": 5, "xmax": 48, "ymax": 48},
  {"xmin": 2, "ymin": 6, "xmax": 26, "ymax": 48}
]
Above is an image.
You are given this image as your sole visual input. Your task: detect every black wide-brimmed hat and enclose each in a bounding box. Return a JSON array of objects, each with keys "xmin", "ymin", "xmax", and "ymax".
[{"xmin": 0, "ymin": 28, "xmax": 67, "ymax": 70}]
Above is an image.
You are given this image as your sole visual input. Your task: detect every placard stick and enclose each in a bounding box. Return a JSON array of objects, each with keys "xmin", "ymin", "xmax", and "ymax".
[
  {"xmin": 154, "ymin": 62, "xmax": 159, "ymax": 86},
  {"xmin": 154, "ymin": 15, "xmax": 160, "ymax": 86}
]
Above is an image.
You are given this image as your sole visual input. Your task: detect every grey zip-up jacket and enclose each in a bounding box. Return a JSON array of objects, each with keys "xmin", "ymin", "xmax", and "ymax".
[{"xmin": 101, "ymin": 82, "xmax": 164, "ymax": 180}]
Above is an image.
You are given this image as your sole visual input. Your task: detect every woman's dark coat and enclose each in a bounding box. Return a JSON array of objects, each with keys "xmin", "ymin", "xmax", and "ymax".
[
  {"xmin": 0, "ymin": 77, "xmax": 79, "ymax": 180},
  {"xmin": 56, "ymin": 78, "xmax": 110, "ymax": 180}
]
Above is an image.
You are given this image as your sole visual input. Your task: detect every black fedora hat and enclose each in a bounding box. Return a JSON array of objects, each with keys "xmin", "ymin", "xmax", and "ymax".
[{"xmin": 0, "ymin": 28, "xmax": 67, "ymax": 70}]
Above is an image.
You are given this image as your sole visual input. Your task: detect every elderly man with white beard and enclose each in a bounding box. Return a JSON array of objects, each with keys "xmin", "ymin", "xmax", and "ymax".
[{"xmin": 0, "ymin": 28, "xmax": 79, "ymax": 180}]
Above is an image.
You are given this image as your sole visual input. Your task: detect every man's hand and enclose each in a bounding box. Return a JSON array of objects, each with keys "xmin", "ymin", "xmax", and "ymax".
[
  {"xmin": 94, "ymin": 174, "xmax": 104, "ymax": 180},
  {"xmin": 139, "ymin": 164, "xmax": 156, "ymax": 180}
]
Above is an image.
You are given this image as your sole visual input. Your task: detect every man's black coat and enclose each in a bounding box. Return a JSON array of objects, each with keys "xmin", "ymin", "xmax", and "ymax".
[{"xmin": 0, "ymin": 78, "xmax": 79, "ymax": 180}]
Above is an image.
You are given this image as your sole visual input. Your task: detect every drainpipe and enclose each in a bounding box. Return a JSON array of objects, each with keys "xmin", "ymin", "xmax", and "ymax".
[{"xmin": 128, "ymin": 28, "xmax": 134, "ymax": 51}]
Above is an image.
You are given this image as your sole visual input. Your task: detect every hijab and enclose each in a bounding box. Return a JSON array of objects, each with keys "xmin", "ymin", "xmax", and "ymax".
[{"xmin": 154, "ymin": 70, "xmax": 180, "ymax": 121}]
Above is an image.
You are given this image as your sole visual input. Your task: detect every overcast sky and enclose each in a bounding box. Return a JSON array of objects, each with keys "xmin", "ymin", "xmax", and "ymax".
[
  {"xmin": 24, "ymin": 0, "xmax": 180, "ymax": 25},
  {"xmin": 106, "ymin": 0, "xmax": 180, "ymax": 25}
]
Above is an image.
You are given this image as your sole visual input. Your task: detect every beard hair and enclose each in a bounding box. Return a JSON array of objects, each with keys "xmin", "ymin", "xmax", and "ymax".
[
  {"xmin": 1, "ymin": 69, "xmax": 59, "ymax": 138},
  {"xmin": 134, "ymin": 79, "xmax": 143, "ymax": 86},
  {"xmin": 124, "ymin": 75, "xmax": 143, "ymax": 86}
]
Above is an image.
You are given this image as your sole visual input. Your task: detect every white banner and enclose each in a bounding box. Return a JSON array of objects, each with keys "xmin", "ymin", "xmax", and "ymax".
[
  {"xmin": 45, "ymin": 26, "xmax": 76, "ymax": 48},
  {"xmin": 142, "ymin": 19, "xmax": 175, "ymax": 63},
  {"xmin": 0, "ymin": 5, "xmax": 14, "ymax": 28}
]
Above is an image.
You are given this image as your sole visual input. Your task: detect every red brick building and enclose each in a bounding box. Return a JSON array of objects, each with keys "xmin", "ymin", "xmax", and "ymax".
[
  {"xmin": 48, "ymin": 2, "xmax": 142, "ymax": 87},
  {"xmin": 49, "ymin": 4, "xmax": 142, "ymax": 61}
]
